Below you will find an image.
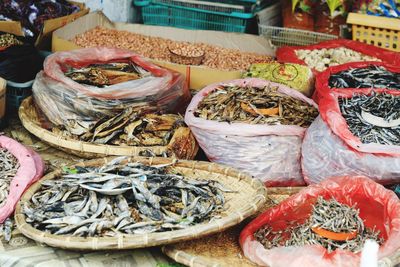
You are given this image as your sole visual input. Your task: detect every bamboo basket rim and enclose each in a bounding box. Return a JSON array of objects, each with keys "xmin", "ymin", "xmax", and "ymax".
[
  {"xmin": 162, "ymin": 187, "xmax": 400, "ymax": 267},
  {"xmin": 18, "ymin": 96, "xmax": 198, "ymax": 159},
  {"xmin": 15, "ymin": 156, "xmax": 267, "ymax": 250}
]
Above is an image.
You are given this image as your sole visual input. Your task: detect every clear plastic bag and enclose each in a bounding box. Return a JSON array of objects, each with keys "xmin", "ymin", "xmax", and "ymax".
[
  {"xmin": 302, "ymin": 89, "xmax": 400, "ymax": 185},
  {"xmin": 185, "ymin": 78, "xmax": 317, "ymax": 186},
  {"xmin": 240, "ymin": 176, "xmax": 400, "ymax": 267},
  {"xmin": 33, "ymin": 47, "xmax": 189, "ymax": 133}
]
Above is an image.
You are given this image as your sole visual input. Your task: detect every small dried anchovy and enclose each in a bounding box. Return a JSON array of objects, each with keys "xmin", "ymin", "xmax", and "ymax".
[
  {"xmin": 329, "ymin": 65, "xmax": 400, "ymax": 90},
  {"xmin": 339, "ymin": 92, "xmax": 400, "ymax": 145},
  {"xmin": 0, "ymin": 148, "xmax": 20, "ymax": 208},
  {"xmin": 254, "ymin": 197, "xmax": 384, "ymax": 253},
  {"xmin": 194, "ymin": 85, "xmax": 318, "ymax": 127}
]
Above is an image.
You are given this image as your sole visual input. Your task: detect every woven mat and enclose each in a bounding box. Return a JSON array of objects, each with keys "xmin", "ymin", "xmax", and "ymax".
[{"xmin": 0, "ymin": 117, "xmax": 173, "ymax": 267}]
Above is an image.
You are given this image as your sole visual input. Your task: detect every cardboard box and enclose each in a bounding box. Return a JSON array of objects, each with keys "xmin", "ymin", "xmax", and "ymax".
[
  {"xmin": 0, "ymin": 1, "xmax": 89, "ymax": 50},
  {"xmin": 52, "ymin": 12, "xmax": 275, "ymax": 91}
]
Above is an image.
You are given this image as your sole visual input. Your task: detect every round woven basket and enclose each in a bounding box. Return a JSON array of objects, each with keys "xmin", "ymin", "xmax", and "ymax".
[
  {"xmin": 162, "ymin": 187, "xmax": 400, "ymax": 267},
  {"xmin": 15, "ymin": 156, "xmax": 267, "ymax": 250},
  {"xmin": 18, "ymin": 97, "xmax": 198, "ymax": 159}
]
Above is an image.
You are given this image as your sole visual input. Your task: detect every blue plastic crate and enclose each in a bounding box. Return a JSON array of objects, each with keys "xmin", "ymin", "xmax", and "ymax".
[{"xmin": 134, "ymin": 0, "xmax": 256, "ymax": 32}]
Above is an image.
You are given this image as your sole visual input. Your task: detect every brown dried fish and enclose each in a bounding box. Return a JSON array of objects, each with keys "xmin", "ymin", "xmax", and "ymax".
[{"xmin": 194, "ymin": 85, "xmax": 318, "ymax": 127}]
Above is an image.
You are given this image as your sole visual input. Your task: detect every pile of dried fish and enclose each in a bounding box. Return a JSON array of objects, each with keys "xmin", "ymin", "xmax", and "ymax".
[
  {"xmin": 339, "ymin": 92, "xmax": 400, "ymax": 145},
  {"xmin": 254, "ymin": 197, "xmax": 383, "ymax": 253},
  {"xmin": 23, "ymin": 157, "xmax": 234, "ymax": 237},
  {"xmin": 296, "ymin": 48, "xmax": 380, "ymax": 72},
  {"xmin": 0, "ymin": 33, "xmax": 22, "ymax": 48},
  {"xmin": 330, "ymin": 65, "xmax": 400, "ymax": 89},
  {"xmin": 65, "ymin": 62, "xmax": 151, "ymax": 87},
  {"xmin": 0, "ymin": 148, "xmax": 20, "ymax": 208},
  {"xmin": 52, "ymin": 110, "xmax": 185, "ymax": 146},
  {"xmin": 194, "ymin": 85, "xmax": 318, "ymax": 126}
]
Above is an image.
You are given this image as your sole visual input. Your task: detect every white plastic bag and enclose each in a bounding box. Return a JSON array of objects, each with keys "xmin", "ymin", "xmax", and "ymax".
[{"xmin": 185, "ymin": 78, "xmax": 317, "ymax": 186}]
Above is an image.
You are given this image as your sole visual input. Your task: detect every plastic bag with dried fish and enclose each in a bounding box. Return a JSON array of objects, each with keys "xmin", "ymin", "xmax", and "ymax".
[
  {"xmin": 302, "ymin": 89, "xmax": 400, "ymax": 185},
  {"xmin": 0, "ymin": 135, "xmax": 44, "ymax": 223},
  {"xmin": 185, "ymin": 78, "xmax": 318, "ymax": 186},
  {"xmin": 240, "ymin": 176, "xmax": 400, "ymax": 267},
  {"xmin": 33, "ymin": 47, "xmax": 190, "ymax": 135}
]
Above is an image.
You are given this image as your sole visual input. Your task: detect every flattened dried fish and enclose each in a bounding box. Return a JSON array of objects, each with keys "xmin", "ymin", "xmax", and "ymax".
[{"xmin": 194, "ymin": 85, "xmax": 318, "ymax": 127}]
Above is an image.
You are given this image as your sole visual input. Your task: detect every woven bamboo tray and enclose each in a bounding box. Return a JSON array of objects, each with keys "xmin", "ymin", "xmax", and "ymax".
[
  {"xmin": 15, "ymin": 156, "xmax": 267, "ymax": 250},
  {"xmin": 162, "ymin": 187, "xmax": 400, "ymax": 267},
  {"xmin": 18, "ymin": 96, "xmax": 198, "ymax": 159}
]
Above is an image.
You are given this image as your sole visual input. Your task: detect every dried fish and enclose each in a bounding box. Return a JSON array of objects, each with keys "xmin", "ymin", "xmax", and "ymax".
[
  {"xmin": 65, "ymin": 61, "xmax": 151, "ymax": 87},
  {"xmin": 339, "ymin": 92, "xmax": 400, "ymax": 145},
  {"xmin": 296, "ymin": 47, "xmax": 380, "ymax": 72},
  {"xmin": 329, "ymin": 65, "xmax": 400, "ymax": 90},
  {"xmin": 194, "ymin": 85, "xmax": 318, "ymax": 127},
  {"xmin": 52, "ymin": 111, "xmax": 185, "ymax": 146},
  {"xmin": 23, "ymin": 159, "xmax": 235, "ymax": 237},
  {"xmin": 0, "ymin": 148, "xmax": 20, "ymax": 208},
  {"xmin": 254, "ymin": 197, "xmax": 384, "ymax": 253}
]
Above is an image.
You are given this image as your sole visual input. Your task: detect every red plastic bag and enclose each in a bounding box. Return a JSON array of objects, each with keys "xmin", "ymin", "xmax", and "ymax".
[
  {"xmin": 239, "ymin": 176, "xmax": 400, "ymax": 267},
  {"xmin": 314, "ymin": 61, "xmax": 400, "ymax": 103},
  {"xmin": 276, "ymin": 39, "xmax": 400, "ymax": 74},
  {"xmin": 185, "ymin": 78, "xmax": 317, "ymax": 187},
  {"xmin": 302, "ymin": 89, "xmax": 400, "ymax": 185},
  {"xmin": 0, "ymin": 135, "xmax": 44, "ymax": 223}
]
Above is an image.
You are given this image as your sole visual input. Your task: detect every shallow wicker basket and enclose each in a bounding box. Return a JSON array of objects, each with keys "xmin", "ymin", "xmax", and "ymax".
[
  {"xmin": 18, "ymin": 96, "xmax": 198, "ymax": 159},
  {"xmin": 15, "ymin": 156, "xmax": 267, "ymax": 250},
  {"xmin": 162, "ymin": 187, "xmax": 400, "ymax": 267}
]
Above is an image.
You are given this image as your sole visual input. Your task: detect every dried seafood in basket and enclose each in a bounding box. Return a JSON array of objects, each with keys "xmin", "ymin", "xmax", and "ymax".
[
  {"xmin": 194, "ymin": 85, "xmax": 318, "ymax": 127},
  {"xmin": 254, "ymin": 197, "xmax": 383, "ymax": 253},
  {"xmin": 51, "ymin": 109, "xmax": 186, "ymax": 147},
  {"xmin": 240, "ymin": 176, "xmax": 400, "ymax": 267},
  {"xmin": 22, "ymin": 157, "xmax": 236, "ymax": 237},
  {"xmin": 339, "ymin": 92, "xmax": 400, "ymax": 145},
  {"xmin": 185, "ymin": 78, "xmax": 318, "ymax": 186},
  {"xmin": 329, "ymin": 65, "xmax": 400, "ymax": 90},
  {"xmin": 302, "ymin": 90, "xmax": 400, "ymax": 185}
]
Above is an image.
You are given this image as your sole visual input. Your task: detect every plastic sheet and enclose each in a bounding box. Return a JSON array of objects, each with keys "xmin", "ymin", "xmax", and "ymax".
[
  {"xmin": 314, "ymin": 61, "xmax": 400, "ymax": 103},
  {"xmin": 239, "ymin": 176, "xmax": 400, "ymax": 267},
  {"xmin": 33, "ymin": 47, "xmax": 189, "ymax": 134},
  {"xmin": 0, "ymin": 135, "xmax": 44, "ymax": 223},
  {"xmin": 185, "ymin": 78, "xmax": 317, "ymax": 186},
  {"xmin": 276, "ymin": 39, "xmax": 400, "ymax": 74},
  {"xmin": 302, "ymin": 89, "xmax": 400, "ymax": 185}
]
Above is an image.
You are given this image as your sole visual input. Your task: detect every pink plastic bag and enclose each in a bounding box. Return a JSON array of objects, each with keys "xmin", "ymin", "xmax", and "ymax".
[
  {"xmin": 302, "ymin": 89, "xmax": 400, "ymax": 185},
  {"xmin": 0, "ymin": 135, "xmax": 44, "ymax": 223},
  {"xmin": 240, "ymin": 176, "xmax": 400, "ymax": 267},
  {"xmin": 184, "ymin": 78, "xmax": 317, "ymax": 186}
]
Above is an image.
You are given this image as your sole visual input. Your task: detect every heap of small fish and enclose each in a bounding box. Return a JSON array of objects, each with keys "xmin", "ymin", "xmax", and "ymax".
[
  {"xmin": 23, "ymin": 157, "xmax": 234, "ymax": 237},
  {"xmin": 65, "ymin": 62, "xmax": 151, "ymax": 87},
  {"xmin": 0, "ymin": 148, "xmax": 20, "ymax": 208},
  {"xmin": 254, "ymin": 197, "xmax": 383, "ymax": 253},
  {"xmin": 52, "ymin": 111, "xmax": 185, "ymax": 146},
  {"xmin": 329, "ymin": 65, "xmax": 400, "ymax": 90},
  {"xmin": 194, "ymin": 85, "xmax": 318, "ymax": 126},
  {"xmin": 339, "ymin": 92, "xmax": 400, "ymax": 145}
]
